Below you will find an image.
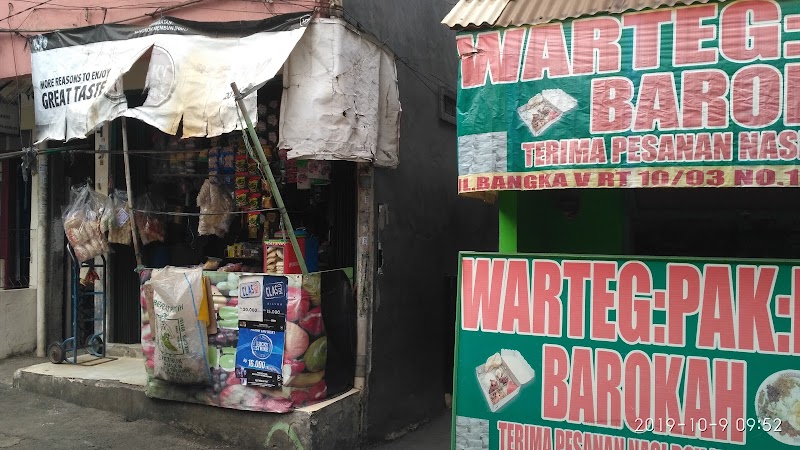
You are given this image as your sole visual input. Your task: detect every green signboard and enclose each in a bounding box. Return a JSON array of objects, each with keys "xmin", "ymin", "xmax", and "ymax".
[
  {"xmin": 453, "ymin": 252, "xmax": 800, "ymax": 450},
  {"xmin": 456, "ymin": 0, "xmax": 800, "ymax": 193}
]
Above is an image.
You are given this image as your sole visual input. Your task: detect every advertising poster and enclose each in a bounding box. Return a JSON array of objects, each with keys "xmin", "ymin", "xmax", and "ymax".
[
  {"xmin": 454, "ymin": 252, "xmax": 800, "ymax": 450},
  {"xmin": 456, "ymin": 0, "xmax": 800, "ymax": 193},
  {"xmin": 236, "ymin": 275, "xmax": 288, "ymax": 388}
]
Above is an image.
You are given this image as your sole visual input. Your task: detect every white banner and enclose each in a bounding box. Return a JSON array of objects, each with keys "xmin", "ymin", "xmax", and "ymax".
[
  {"xmin": 279, "ymin": 18, "xmax": 401, "ymax": 168},
  {"xmin": 30, "ymin": 15, "xmax": 308, "ymax": 144}
]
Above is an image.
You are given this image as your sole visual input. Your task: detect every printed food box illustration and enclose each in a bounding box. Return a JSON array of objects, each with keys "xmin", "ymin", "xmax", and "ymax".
[
  {"xmin": 756, "ymin": 369, "xmax": 800, "ymax": 445},
  {"xmin": 517, "ymin": 89, "xmax": 577, "ymax": 136},
  {"xmin": 476, "ymin": 349, "xmax": 534, "ymax": 413}
]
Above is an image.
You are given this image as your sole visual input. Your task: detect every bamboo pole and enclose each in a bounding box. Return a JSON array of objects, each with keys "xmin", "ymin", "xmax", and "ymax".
[
  {"xmin": 230, "ymin": 82, "xmax": 308, "ymax": 275},
  {"xmin": 121, "ymin": 117, "xmax": 143, "ymax": 267}
]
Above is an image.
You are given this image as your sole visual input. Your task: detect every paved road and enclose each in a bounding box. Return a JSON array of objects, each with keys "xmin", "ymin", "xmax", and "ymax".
[
  {"xmin": 0, "ymin": 355, "xmax": 229, "ymax": 450},
  {"xmin": 0, "ymin": 354, "xmax": 450, "ymax": 449},
  {"xmin": 369, "ymin": 413, "xmax": 451, "ymax": 449}
]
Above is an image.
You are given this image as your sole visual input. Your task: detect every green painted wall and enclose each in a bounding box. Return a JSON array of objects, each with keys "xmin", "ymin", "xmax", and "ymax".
[{"xmin": 516, "ymin": 190, "xmax": 626, "ymax": 255}]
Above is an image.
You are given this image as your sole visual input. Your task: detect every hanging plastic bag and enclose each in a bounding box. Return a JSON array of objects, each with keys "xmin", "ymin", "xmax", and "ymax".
[
  {"xmin": 146, "ymin": 266, "xmax": 212, "ymax": 385},
  {"xmin": 62, "ymin": 183, "xmax": 111, "ymax": 262},
  {"xmin": 196, "ymin": 179, "xmax": 234, "ymax": 238},
  {"xmin": 134, "ymin": 193, "xmax": 166, "ymax": 245},
  {"xmin": 107, "ymin": 189, "xmax": 133, "ymax": 246}
]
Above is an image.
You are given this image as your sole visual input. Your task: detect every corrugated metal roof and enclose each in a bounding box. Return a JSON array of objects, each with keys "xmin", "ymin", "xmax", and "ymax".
[{"xmin": 442, "ymin": 0, "xmax": 733, "ymax": 29}]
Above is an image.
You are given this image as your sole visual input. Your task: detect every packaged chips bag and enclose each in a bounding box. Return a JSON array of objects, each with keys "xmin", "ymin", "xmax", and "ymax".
[{"xmin": 62, "ymin": 183, "xmax": 111, "ymax": 262}]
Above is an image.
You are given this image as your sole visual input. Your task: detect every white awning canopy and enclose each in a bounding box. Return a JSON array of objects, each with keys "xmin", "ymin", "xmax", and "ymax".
[
  {"xmin": 31, "ymin": 13, "xmax": 309, "ymax": 144},
  {"xmin": 30, "ymin": 15, "xmax": 401, "ymax": 167}
]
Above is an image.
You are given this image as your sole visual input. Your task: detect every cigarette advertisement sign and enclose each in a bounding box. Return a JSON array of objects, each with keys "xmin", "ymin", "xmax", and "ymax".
[
  {"xmin": 456, "ymin": 0, "xmax": 800, "ymax": 193},
  {"xmin": 453, "ymin": 252, "xmax": 800, "ymax": 450}
]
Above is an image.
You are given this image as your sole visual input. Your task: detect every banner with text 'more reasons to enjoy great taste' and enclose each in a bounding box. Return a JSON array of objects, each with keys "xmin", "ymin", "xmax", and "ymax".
[
  {"xmin": 453, "ymin": 252, "xmax": 800, "ymax": 450},
  {"xmin": 456, "ymin": 0, "xmax": 800, "ymax": 193}
]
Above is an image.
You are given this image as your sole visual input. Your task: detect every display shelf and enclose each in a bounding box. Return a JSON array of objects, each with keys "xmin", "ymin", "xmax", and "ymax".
[{"xmin": 151, "ymin": 173, "xmax": 210, "ymax": 178}]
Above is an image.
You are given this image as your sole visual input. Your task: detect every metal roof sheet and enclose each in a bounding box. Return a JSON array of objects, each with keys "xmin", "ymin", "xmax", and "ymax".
[{"xmin": 442, "ymin": 0, "xmax": 733, "ymax": 29}]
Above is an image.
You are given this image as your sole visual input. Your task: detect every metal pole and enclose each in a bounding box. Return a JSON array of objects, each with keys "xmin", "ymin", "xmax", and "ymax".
[
  {"xmin": 230, "ymin": 82, "xmax": 308, "ymax": 275},
  {"xmin": 121, "ymin": 117, "xmax": 143, "ymax": 267},
  {"xmin": 35, "ymin": 150, "xmax": 47, "ymax": 357}
]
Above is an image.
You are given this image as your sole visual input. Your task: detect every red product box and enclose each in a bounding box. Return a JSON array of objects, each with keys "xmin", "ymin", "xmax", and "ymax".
[{"xmin": 263, "ymin": 238, "xmax": 306, "ymax": 274}]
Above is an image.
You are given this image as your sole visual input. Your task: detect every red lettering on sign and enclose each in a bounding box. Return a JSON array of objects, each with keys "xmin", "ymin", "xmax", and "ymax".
[
  {"xmin": 611, "ymin": 136, "xmax": 627, "ymax": 163},
  {"xmin": 624, "ymin": 10, "xmax": 672, "ymax": 70},
  {"xmin": 682, "ymin": 69, "xmax": 730, "ymax": 129},
  {"xmin": 456, "ymin": 29, "xmax": 525, "ymax": 89},
  {"xmin": 618, "ymin": 261, "xmax": 653, "ymax": 344},
  {"xmin": 785, "ymin": 16, "xmax": 800, "ymax": 58},
  {"xmin": 667, "ymin": 264, "xmax": 701, "ymax": 346},
  {"xmin": 533, "ymin": 260, "xmax": 563, "ymax": 337},
  {"xmin": 654, "ymin": 354, "xmax": 685, "ymax": 433},
  {"xmin": 682, "ymin": 357, "xmax": 714, "ymax": 440},
  {"xmin": 697, "ymin": 265, "xmax": 737, "ymax": 350},
  {"xmin": 501, "ymin": 259, "xmax": 532, "ymax": 334},
  {"xmin": 522, "ymin": 142, "xmax": 536, "ymax": 168},
  {"xmin": 720, "ymin": 0, "xmax": 781, "ymax": 63},
  {"xmin": 542, "ymin": 344, "xmax": 569, "ymax": 421},
  {"xmin": 461, "ymin": 258, "xmax": 505, "ymax": 331},
  {"xmin": 714, "ymin": 359, "xmax": 746, "ymax": 443},
  {"xmin": 522, "ymin": 23, "xmax": 571, "ymax": 81},
  {"xmin": 591, "ymin": 261, "xmax": 617, "ymax": 341},
  {"xmin": 778, "ymin": 130, "xmax": 799, "ymax": 160},
  {"xmin": 674, "ymin": 5, "xmax": 718, "ymax": 66},
  {"xmin": 785, "ymin": 64, "xmax": 800, "ymax": 125},
  {"xmin": 737, "ymin": 265, "xmax": 777, "ymax": 352},
  {"xmin": 564, "ymin": 261, "xmax": 592, "ymax": 339},
  {"xmin": 794, "ymin": 268, "xmax": 800, "ymax": 354},
  {"xmin": 569, "ymin": 347, "xmax": 596, "ymax": 424},
  {"xmin": 624, "ymin": 352, "xmax": 652, "ymax": 432},
  {"xmin": 596, "ymin": 349, "xmax": 623, "ymax": 428},
  {"xmin": 591, "ymin": 77, "xmax": 634, "ymax": 133},
  {"xmin": 572, "ymin": 17, "xmax": 622, "ymax": 75},
  {"xmin": 732, "ymin": 65, "xmax": 782, "ymax": 127},
  {"xmin": 634, "ymin": 73, "xmax": 680, "ymax": 132}
]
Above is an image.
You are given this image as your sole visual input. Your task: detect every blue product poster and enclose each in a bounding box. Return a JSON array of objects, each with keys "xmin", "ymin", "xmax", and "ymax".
[
  {"xmin": 235, "ymin": 275, "xmax": 288, "ymax": 388},
  {"xmin": 235, "ymin": 327, "xmax": 284, "ymax": 388}
]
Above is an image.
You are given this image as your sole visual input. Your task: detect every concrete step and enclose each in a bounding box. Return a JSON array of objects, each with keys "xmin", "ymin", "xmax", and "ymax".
[{"xmin": 14, "ymin": 356, "xmax": 361, "ymax": 449}]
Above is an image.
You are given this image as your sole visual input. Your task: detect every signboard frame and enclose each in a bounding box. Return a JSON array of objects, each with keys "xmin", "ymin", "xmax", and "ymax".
[{"xmin": 453, "ymin": 251, "xmax": 800, "ymax": 450}]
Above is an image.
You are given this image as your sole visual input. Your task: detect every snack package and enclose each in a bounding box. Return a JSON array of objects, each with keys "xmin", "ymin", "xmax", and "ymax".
[
  {"xmin": 62, "ymin": 183, "xmax": 112, "ymax": 262},
  {"xmin": 517, "ymin": 89, "xmax": 577, "ymax": 136},
  {"xmin": 235, "ymin": 189, "xmax": 249, "ymax": 210},
  {"xmin": 134, "ymin": 193, "xmax": 166, "ymax": 245},
  {"xmin": 196, "ymin": 179, "xmax": 234, "ymax": 238},
  {"xmin": 107, "ymin": 189, "xmax": 133, "ymax": 246}
]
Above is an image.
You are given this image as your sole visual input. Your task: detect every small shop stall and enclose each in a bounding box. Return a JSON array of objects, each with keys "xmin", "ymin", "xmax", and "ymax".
[
  {"xmin": 31, "ymin": 12, "xmax": 399, "ymax": 414},
  {"xmin": 444, "ymin": 0, "xmax": 800, "ymax": 449}
]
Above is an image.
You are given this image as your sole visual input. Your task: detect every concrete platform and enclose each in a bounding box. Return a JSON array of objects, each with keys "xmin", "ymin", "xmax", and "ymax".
[{"xmin": 14, "ymin": 356, "xmax": 362, "ymax": 449}]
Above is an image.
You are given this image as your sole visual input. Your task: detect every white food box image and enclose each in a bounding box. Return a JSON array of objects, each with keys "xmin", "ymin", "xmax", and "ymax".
[
  {"xmin": 517, "ymin": 89, "xmax": 577, "ymax": 137},
  {"xmin": 476, "ymin": 349, "xmax": 535, "ymax": 413}
]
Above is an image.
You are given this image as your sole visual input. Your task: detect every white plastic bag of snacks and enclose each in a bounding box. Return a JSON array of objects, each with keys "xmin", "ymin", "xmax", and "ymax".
[
  {"xmin": 62, "ymin": 183, "xmax": 111, "ymax": 262},
  {"xmin": 107, "ymin": 189, "xmax": 133, "ymax": 246},
  {"xmin": 134, "ymin": 193, "xmax": 166, "ymax": 245},
  {"xmin": 146, "ymin": 266, "xmax": 212, "ymax": 385},
  {"xmin": 196, "ymin": 179, "xmax": 234, "ymax": 238}
]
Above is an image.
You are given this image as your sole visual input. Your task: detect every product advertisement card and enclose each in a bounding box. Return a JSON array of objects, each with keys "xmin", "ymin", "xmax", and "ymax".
[{"xmin": 235, "ymin": 275, "xmax": 288, "ymax": 388}]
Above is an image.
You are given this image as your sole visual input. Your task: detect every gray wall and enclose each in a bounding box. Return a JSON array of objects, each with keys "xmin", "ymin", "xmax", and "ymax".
[{"xmin": 339, "ymin": 1, "xmax": 498, "ymax": 443}]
